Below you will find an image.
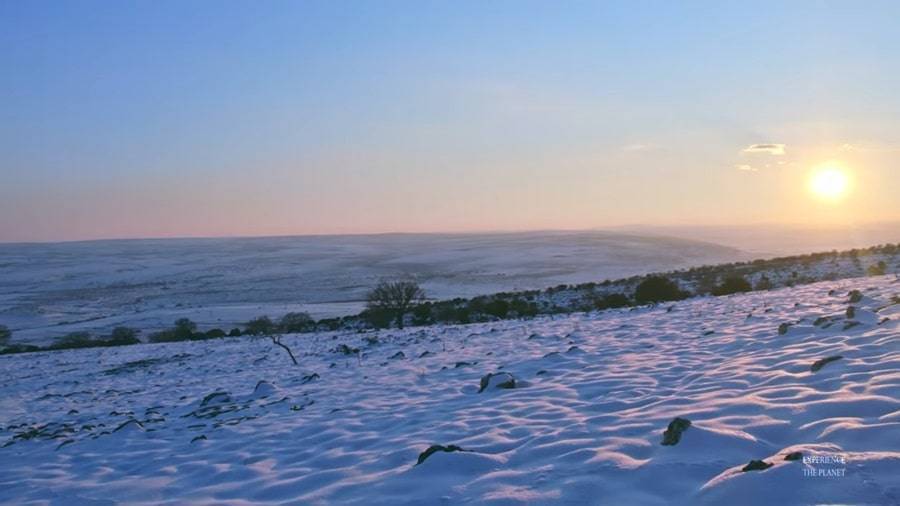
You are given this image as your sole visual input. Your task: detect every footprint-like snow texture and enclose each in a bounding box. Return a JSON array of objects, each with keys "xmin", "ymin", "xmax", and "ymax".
[{"xmin": 0, "ymin": 276, "xmax": 899, "ymax": 505}]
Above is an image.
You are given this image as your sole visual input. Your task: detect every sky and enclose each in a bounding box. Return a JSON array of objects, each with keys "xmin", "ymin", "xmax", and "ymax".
[{"xmin": 2, "ymin": 1, "xmax": 899, "ymax": 243}]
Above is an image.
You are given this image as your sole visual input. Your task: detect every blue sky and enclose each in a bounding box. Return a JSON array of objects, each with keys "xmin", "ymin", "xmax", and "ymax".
[{"xmin": 2, "ymin": 1, "xmax": 899, "ymax": 242}]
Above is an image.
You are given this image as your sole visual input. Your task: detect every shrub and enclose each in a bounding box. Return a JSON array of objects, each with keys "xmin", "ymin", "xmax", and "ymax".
[
  {"xmin": 108, "ymin": 327, "xmax": 141, "ymax": 345},
  {"xmin": 53, "ymin": 331, "xmax": 94, "ymax": 349},
  {"xmin": 173, "ymin": 318, "xmax": 197, "ymax": 340},
  {"xmin": 754, "ymin": 275, "xmax": 773, "ymax": 291},
  {"xmin": 634, "ymin": 276, "xmax": 688, "ymax": 304},
  {"xmin": 228, "ymin": 328, "xmax": 242, "ymax": 337},
  {"xmin": 712, "ymin": 275, "xmax": 753, "ymax": 296},
  {"xmin": 149, "ymin": 318, "xmax": 199, "ymax": 343},
  {"xmin": 867, "ymin": 261, "xmax": 887, "ymax": 276},
  {"xmin": 361, "ymin": 308, "xmax": 394, "ymax": 328},
  {"xmin": 0, "ymin": 344, "xmax": 40, "ymax": 355},
  {"xmin": 509, "ymin": 298, "xmax": 538, "ymax": 317},
  {"xmin": 148, "ymin": 330, "xmax": 178, "ymax": 343},
  {"xmin": 483, "ymin": 299, "xmax": 510, "ymax": 319},
  {"xmin": 205, "ymin": 328, "xmax": 226, "ymax": 339},
  {"xmin": 245, "ymin": 316, "xmax": 276, "ymax": 335},
  {"xmin": 411, "ymin": 303, "xmax": 434, "ymax": 325},
  {"xmin": 597, "ymin": 293, "xmax": 631, "ymax": 309},
  {"xmin": 279, "ymin": 312, "xmax": 314, "ymax": 333},
  {"xmin": 365, "ymin": 280, "xmax": 425, "ymax": 328}
]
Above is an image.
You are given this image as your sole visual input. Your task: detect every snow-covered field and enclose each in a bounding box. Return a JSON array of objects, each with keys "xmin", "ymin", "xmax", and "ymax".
[
  {"xmin": 1, "ymin": 276, "xmax": 898, "ymax": 505},
  {"xmin": 0, "ymin": 231, "xmax": 743, "ymax": 344}
]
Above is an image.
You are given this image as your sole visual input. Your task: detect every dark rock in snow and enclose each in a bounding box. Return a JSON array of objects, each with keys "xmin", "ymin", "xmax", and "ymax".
[
  {"xmin": 416, "ymin": 444, "xmax": 466, "ymax": 465},
  {"xmin": 253, "ymin": 381, "xmax": 276, "ymax": 398},
  {"xmin": 478, "ymin": 372, "xmax": 517, "ymax": 393},
  {"xmin": 389, "ymin": 351, "xmax": 406, "ymax": 360},
  {"xmin": 784, "ymin": 451, "xmax": 803, "ymax": 461},
  {"xmin": 334, "ymin": 344, "xmax": 360, "ymax": 355},
  {"xmin": 811, "ymin": 355, "xmax": 843, "ymax": 372},
  {"xmin": 742, "ymin": 460, "xmax": 773, "ymax": 472},
  {"xmin": 778, "ymin": 323, "xmax": 791, "ymax": 335},
  {"xmin": 200, "ymin": 391, "xmax": 231, "ymax": 406},
  {"xmin": 661, "ymin": 417, "xmax": 691, "ymax": 446}
]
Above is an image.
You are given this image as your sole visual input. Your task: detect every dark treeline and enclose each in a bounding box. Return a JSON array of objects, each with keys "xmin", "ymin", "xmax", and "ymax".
[{"xmin": 2, "ymin": 243, "xmax": 897, "ymax": 356}]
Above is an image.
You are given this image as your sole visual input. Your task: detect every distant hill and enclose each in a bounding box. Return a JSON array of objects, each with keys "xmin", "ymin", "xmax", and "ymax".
[{"xmin": 0, "ymin": 231, "xmax": 746, "ymax": 343}]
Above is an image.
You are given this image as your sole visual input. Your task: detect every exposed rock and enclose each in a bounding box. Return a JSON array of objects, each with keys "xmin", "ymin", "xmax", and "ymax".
[
  {"xmin": 416, "ymin": 444, "xmax": 466, "ymax": 465},
  {"xmin": 253, "ymin": 381, "xmax": 276, "ymax": 398},
  {"xmin": 661, "ymin": 417, "xmax": 691, "ymax": 446},
  {"xmin": 742, "ymin": 460, "xmax": 773, "ymax": 472},
  {"xmin": 784, "ymin": 451, "xmax": 803, "ymax": 461},
  {"xmin": 334, "ymin": 344, "xmax": 360, "ymax": 355},
  {"xmin": 778, "ymin": 323, "xmax": 791, "ymax": 335},
  {"xmin": 811, "ymin": 355, "xmax": 843, "ymax": 372},
  {"xmin": 478, "ymin": 372, "xmax": 517, "ymax": 393},
  {"xmin": 200, "ymin": 391, "xmax": 231, "ymax": 406},
  {"xmin": 389, "ymin": 351, "xmax": 406, "ymax": 360},
  {"xmin": 113, "ymin": 419, "xmax": 144, "ymax": 433},
  {"xmin": 418, "ymin": 351, "xmax": 433, "ymax": 358}
]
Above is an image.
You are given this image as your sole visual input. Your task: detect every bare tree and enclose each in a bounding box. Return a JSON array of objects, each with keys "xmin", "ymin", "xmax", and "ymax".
[{"xmin": 366, "ymin": 280, "xmax": 425, "ymax": 328}]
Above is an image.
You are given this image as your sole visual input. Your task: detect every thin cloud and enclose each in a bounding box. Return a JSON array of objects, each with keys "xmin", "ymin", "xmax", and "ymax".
[
  {"xmin": 621, "ymin": 143, "xmax": 658, "ymax": 152},
  {"xmin": 742, "ymin": 143, "xmax": 786, "ymax": 155},
  {"xmin": 735, "ymin": 164, "xmax": 758, "ymax": 172}
]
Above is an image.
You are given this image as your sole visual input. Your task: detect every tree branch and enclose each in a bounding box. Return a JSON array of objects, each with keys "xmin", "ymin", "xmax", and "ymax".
[{"xmin": 269, "ymin": 335, "xmax": 298, "ymax": 365}]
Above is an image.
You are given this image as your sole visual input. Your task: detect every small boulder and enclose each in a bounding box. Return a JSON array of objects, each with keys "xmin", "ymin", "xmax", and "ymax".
[
  {"xmin": 742, "ymin": 460, "xmax": 773, "ymax": 472},
  {"xmin": 416, "ymin": 444, "xmax": 466, "ymax": 465},
  {"xmin": 478, "ymin": 372, "xmax": 517, "ymax": 393},
  {"xmin": 811, "ymin": 355, "xmax": 843, "ymax": 372},
  {"xmin": 334, "ymin": 344, "xmax": 360, "ymax": 355},
  {"xmin": 200, "ymin": 391, "xmax": 231, "ymax": 406},
  {"xmin": 661, "ymin": 417, "xmax": 692, "ymax": 446},
  {"xmin": 252, "ymin": 381, "xmax": 276, "ymax": 398}
]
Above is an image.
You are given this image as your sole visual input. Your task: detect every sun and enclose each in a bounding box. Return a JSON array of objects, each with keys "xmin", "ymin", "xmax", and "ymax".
[{"xmin": 809, "ymin": 165, "xmax": 850, "ymax": 201}]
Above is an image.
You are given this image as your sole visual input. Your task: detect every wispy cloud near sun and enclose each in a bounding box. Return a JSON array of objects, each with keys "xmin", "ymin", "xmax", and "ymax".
[{"xmin": 742, "ymin": 143, "xmax": 786, "ymax": 155}]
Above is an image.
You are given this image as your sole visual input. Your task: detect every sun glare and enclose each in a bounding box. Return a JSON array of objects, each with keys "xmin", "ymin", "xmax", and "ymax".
[{"xmin": 809, "ymin": 165, "xmax": 850, "ymax": 201}]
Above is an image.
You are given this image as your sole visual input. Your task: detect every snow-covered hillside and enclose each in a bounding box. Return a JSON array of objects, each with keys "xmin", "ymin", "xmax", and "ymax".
[{"xmin": 1, "ymin": 276, "xmax": 898, "ymax": 505}]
